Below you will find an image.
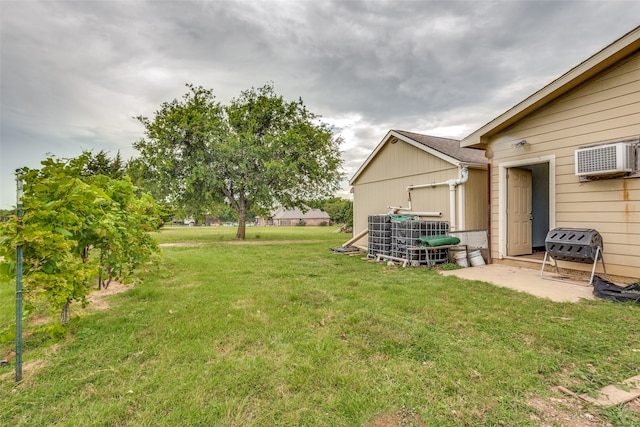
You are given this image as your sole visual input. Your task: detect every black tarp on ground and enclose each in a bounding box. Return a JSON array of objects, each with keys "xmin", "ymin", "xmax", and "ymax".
[{"xmin": 593, "ymin": 275, "xmax": 640, "ymax": 303}]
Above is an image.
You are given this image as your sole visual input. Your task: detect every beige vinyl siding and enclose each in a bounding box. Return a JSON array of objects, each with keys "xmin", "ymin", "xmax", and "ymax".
[
  {"xmin": 353, "ymin": 172, "xmax": 487, "ymax": 236},
  {"xmin": 352, "ymin": 168, "xmax": 456, "ymax": 242},
  {"xmin": 351, "ymin": 139, "xmax": 488, "ymax": 247},
  {"xmin": 463, "ymin": 168, "xmax": 489, "ymax": 230},
  {"xmin": 487, "ymin": 50, "xmax": 640, "ymax": 278},
  {"xmin": 352, "ymin": 140, "xmax": 456, "ymax": 241},
  {"xmin": 354, "ymin": 140, "xmax": 454, "ymax": 183}
]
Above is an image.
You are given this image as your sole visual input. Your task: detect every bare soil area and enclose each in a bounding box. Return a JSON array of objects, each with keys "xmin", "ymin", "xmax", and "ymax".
[
  {"xmin": 159, "ymin": 240, "xmax": 323, "ymax": 247},
  {"xmin": 225, "ymin": 239, "xmax": 323, "ymax": 245},
  {"xmin": 158, "ymin": 242, "xmax": 207, "ymax": 247},
  {"xmin": 84, "ymin": 282, "xmax": 135, "ymax": 311},
  {"xmin": 527, "ymin": 393, "xmax": 612, "ymax": 427}
]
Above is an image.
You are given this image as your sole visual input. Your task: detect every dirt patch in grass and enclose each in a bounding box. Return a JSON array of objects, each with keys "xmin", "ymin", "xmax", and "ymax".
[
  {"xmin": 0, "ymin": 357, "xmax": 48, "ymax": 385},
  {"xmin": 225, "ymin": 239, "xmax": 323, "ymax": 245},
  {"xmin": 1, "ymin": 340, "xmax": 61, "ymax": 384},
  {"xmin": 84, "ymin": 282, "xmax": 135, "ymax": 311},
  {"xmin": 158, "ymin": 242, "xmax": 207, "ymax": 247},
  {"xmin": 159, "ymin": 240, "xmax": 323, "ymax": 247},
  {"xmin": 530, "ymin": 363, "xmax": 640, "ymax": 424},
  {"xmin": 627, "ymin": 398, "xmax": 640, "ymax": 413},
  {"xmin": 360, "ymin": 391, "xmax": 639, "ymax": 426},
  {"xmin": 364, "ymin": 407, "xmax": 425, "ymax": 427},
  {"xmin": 527, "ymin": 392, "xmax": 613, "ymax": 426},
  {"xmin": 19, "ymin": 283, "xmax": 134, "ymax": 329}
]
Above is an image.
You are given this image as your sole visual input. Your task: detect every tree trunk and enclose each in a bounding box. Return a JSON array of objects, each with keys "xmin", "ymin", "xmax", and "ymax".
[
  {"xmin": 61, "ymin": 300, "xmax": 71, "ymax": 326},
  {"xmin": 98, "ymin": 251, "xmax": 105, "ymax": 290},
  {"xmin": 235, "ymin": 193, "xmax": 248, "ymax": 239},
  {"xmin": 236, "ymin": 210, "xmax": 247, "ymax": 239}
]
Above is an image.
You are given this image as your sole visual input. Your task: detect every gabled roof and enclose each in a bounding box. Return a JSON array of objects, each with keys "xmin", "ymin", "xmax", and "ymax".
[
  {"xmin": 271, "ymin": 206, "xmax": 330, "ymax": 220},
  {"xmin": 349, "ymin": 129, "xmax": 487, "ymax": 185},
  {"xmin": 461, "ymin": 25, "xmax": 640, "ymax": 149}
]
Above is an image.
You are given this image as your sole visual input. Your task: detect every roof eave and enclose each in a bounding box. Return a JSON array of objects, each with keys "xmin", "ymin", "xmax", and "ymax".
[{"xmin": 460, "ymin": 25, "xmax": 640, "ymax": 149}]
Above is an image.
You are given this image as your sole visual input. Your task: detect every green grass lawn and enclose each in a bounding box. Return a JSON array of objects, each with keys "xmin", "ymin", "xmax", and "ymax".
[{"xmin": 1, "ymin": 226, "xmax": 640, "ymax": 426}]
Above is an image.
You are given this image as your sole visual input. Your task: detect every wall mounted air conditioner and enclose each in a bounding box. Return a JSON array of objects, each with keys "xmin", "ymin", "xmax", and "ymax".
[{"xmin": 575, "ymin": 142, "xmax": 636, "ymax": 176}]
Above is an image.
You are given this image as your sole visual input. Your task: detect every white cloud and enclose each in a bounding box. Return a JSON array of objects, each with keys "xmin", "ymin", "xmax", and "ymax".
[{"xmin": 2, "ymin": 0, "xmax": 640, "ymax": 208}]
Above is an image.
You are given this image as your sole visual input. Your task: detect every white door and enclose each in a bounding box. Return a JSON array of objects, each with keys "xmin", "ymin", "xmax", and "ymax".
[{"xmin": 507, "ymin": 168, "xmax": 532, "ymax": 256}]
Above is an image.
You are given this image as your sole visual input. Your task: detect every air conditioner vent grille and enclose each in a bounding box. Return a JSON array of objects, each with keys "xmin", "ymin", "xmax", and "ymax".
[
  {"xmin": 575, "ymin": 142, "xmax": 635, "ymax": 176},
  {"xmin": 576, "ymin": 145, "xmax": 618, "ymax": 174}
]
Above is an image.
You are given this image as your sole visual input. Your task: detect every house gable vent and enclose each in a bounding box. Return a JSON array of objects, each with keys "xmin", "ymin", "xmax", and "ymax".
[{"xmin": 575, "ymin": 142, "xmax": 635, "ymax": 176}]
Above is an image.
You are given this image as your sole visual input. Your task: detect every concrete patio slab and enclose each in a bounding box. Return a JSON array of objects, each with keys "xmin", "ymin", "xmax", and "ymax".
[{"xmin": 439, "ymin": 264, "xmax": 595, "ymax": 303}]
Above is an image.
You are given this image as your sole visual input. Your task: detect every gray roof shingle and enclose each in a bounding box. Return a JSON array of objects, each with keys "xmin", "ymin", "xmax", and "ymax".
[{"xmin": 393, "ymin": 130, "xmax": 487, "ymax": 165}]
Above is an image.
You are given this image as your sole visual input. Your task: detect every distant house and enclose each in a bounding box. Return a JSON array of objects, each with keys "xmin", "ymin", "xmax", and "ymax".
[
  {"xmin": 349, "ymin": 130, "xmax": 488, "ymax": 248},
  {"xmin": 257, "ymin": 207, "xmax": 331, "ymax": 226},
  {"xmin": 460, "ymin": 25, "xmax": 640, "ymax": 279}
]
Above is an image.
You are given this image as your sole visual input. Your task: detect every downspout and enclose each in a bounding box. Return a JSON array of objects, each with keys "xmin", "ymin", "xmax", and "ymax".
[
  {"xmin": 405, "ymin": 167, "xmax": 469, "ymax": 231},
  {"xmin": 448, "ymin": 167, "xmax": 469, "ymax": 231}
]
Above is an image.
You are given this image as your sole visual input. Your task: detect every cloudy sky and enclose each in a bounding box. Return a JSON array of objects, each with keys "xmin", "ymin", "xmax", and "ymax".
[{"xmin": 1, "ymin": 1, "xmax": 639, "ymax": 209}]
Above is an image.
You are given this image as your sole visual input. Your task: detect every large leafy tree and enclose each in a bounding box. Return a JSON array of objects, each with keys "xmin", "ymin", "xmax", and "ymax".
[{"xmin": 133, "ymin": 83, "xmax": 344, "ymax": 239}]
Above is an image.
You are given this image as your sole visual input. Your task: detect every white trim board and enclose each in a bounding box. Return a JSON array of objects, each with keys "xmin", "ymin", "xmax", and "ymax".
[{"xmin": 498, "ymin": 155, "xmax": 556, "ymax": 259}]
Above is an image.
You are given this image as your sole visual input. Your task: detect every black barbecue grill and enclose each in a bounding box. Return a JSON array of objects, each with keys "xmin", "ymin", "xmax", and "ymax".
[{"xmin": 541, "ymin": 227, "xmax": 607, "ymax": 286}]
